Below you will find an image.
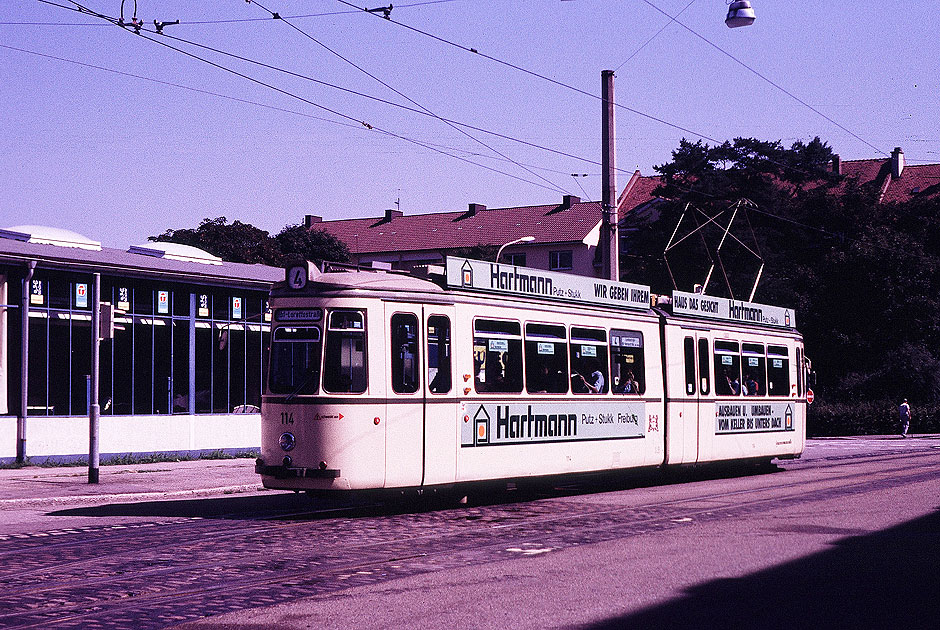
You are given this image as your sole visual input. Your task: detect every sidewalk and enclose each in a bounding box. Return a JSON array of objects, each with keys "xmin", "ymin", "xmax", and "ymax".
[{"xmin": 0, "ymin": 457, "xmax": 264, "ymax": 508}]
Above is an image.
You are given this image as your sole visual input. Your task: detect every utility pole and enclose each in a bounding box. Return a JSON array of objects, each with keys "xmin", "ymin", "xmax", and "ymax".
[
  {"xmin": 601, "ymin": 70, "xmax": 619, "ymax": 282},
  {"xmin": 88, "ymin": 273, "xmax": 100, "ymax": 484}
]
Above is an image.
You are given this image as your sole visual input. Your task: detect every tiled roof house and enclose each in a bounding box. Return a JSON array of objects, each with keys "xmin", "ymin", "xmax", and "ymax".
[{"xmin": 307, "ymin": 147, "xmax": 940, "ymax": 277}]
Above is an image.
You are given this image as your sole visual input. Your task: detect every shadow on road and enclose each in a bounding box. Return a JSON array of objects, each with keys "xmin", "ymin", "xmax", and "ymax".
[
  {"xmin": 47, "ymin": 461, "xmax": 784, "ymax": 522},
  {"xmin": 579, "ymin": 508, "xmax": 940, "ymax": 630}
]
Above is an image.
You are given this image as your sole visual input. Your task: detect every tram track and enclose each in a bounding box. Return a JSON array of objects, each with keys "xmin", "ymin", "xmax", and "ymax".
[{"xmin": 1, "ymin": 451, "xmax": 938, "ymax": 629}]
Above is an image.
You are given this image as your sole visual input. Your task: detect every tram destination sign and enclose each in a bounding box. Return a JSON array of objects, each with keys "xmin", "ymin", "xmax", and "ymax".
[
  {"xmin": 672, "ymin": 291, "xmax": 796, "ymax": 329},
  {"xmin": 446, "ymin": 257, "xmax": 651, "ymax": 311}
]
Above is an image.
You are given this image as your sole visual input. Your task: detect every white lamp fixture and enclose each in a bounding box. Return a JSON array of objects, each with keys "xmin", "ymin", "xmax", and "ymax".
[
  {"xmin": 725, "ymin": 1, "xmax": 756, "ymax": 28},
  {"xmin": 496, "ymin": 236, "xmax": 535, "ymax": 262}
]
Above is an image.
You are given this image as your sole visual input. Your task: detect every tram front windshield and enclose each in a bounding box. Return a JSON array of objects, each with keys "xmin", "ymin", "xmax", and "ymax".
[{"xmin": 269, "ymin": 326, "xmax": 322, "ymax": 396}]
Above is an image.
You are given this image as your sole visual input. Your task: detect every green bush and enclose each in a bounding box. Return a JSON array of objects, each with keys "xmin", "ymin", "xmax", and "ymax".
[{"xmin": 808, "ymin": 400, "xmax": 940, "ymax": 437}]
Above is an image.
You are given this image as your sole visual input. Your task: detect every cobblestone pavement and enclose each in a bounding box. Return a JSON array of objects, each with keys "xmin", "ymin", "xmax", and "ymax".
[{"xmin": 0, "ymin": 444, "xmax": 938, "ymax": 629}]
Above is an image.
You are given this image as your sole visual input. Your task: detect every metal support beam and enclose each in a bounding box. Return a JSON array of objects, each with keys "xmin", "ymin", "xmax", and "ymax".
[
  {"xmin": 601, "ymin": 70, "xmax": 619, "ymax": 281},
  {"xmin": 17, "ymin": 261, "xmax": 36, "ymax": 463}
]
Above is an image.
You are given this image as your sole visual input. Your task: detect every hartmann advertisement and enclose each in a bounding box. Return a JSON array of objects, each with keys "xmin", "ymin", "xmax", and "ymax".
[
  {"xmin": 447, "ymin": 257, "xmax": 651, "ymax": 311},
  {"xmin": 461, "ymin": 402, "xmax": 646, "ymax": 447}
]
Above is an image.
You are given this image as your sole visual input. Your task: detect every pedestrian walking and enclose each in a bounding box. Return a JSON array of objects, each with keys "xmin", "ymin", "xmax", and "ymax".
[{"xmin": 899, "ymin": 399, "xmax": 911, "ymax": 437}]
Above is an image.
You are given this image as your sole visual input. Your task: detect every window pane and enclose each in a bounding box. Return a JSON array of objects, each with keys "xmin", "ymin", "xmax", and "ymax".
[
  {"xmin": 698, "ymin": 338, "xmax": 710, "ymax": 395},
  {"xmin": 228, "ymin": 325, "xmax": 247, "ymax": 409},
  {"xmin": 26, "ymin": 316, "xmax": 48, "ymax": 415},
  {"xmin": 70, "ymin": 318, "xmax": 92, "ymax": 415},
  {"xmin": 268, "ymin": 326, "xmax": 322, "ymax": 395},
  {"xmin": 742, "ymin": 343, "xmax": 765, "ymax": 397},
  {"xmin": 48, "ymin": 316, "xmax": 70, "ymax": 415},
  {"xmin": 428, "ymin": 315, "xmax": 451, "ymax": 394},
  {"xmin": 112, "ymin": 315, "xmax": 133, "ymax": 414},
  {"xmin": 767, "ymin": 345, "xmax": 790, "ymax": 397},
  {"xmin": 570, "ymin": 327, "xmax": 608, "ymax": 394},
  {"xmin": 474, "ymin": 319, "xmax": 522, "ymax": 393},
  {"xmin": 194, "ymin": 323, "xmax": 213, "ymax": 413},
  {"xmin": 172, "ymin": 320, "xmax": 190, "ymax": 412},
  {"xmin": 683, "ymin": 337, "xmax": 695, "ymax": 396},
  {"xmin": 246, "ymin": 325, "xmax": 263, "ymax": 409},
  {"xmin": 525, "ymin": 323, "xmax": 568, "ymax": 394},
  {"xmin": 715, "ymin": 340, "xmax": 741, "ymax": 396},
  {"xmin": 324, "ymin": 311, "xmax": 367, "ymax": 393},
  {"xmin": 611, "ymin": 330, "xmax": 644, "ymax": 394},
  {"xmin": 153, "ymin": 319, "xmax": 171, "ymax": 413},
  {"xmin": 391, "ymin": 313, "xmax": 420, "ymax": 394},
  {"xmin": 134, "ymin": 318, "xmax": 154, "ymax": 414}
]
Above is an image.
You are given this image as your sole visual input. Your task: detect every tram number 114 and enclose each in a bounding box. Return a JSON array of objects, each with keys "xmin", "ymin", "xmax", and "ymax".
[{"xmin": 281, "ymin": 412, "xmax": 294, "ymax": 425}]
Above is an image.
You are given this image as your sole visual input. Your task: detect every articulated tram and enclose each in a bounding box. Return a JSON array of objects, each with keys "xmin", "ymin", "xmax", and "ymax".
[{"xmin": 256, "ymin": 258, "xmax": 811, "ymax": 494}]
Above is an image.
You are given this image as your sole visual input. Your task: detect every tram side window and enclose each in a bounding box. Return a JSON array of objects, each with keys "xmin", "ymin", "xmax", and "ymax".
[
  {"xmin": 796, "ymin": 348, "xmax": 804, "ymax": 397},
  {"xmin": 427, "ymin": 315, "xmax": 451, "ymax": 394},
  {"xmin": 391, "ymin": 313, "xmax": 419, "ymax": 394},
  {"xmin": 767, "ymin": 345, "xmax": 790, "ymax": 397},
  {"xmin": 742, "ymin": 343, "xmax": 766, "ymax": 396},
  {"xmin": 570, "ymin": 327, "xmax": 609, "ymax": 394},
  {"xmin": 698, "ymin": 338, "xmax": 710, "ymax": 395},
  {"xmin": 611, "ymin": 330, "xmax": 644, "ymax": 394},
  {"xmin": 268, "ymin": 326, "xmax": 321, "ymax": 396},
  {"xmin": 525, "ymin": 323, "xmax": 569, "ymax": 394},
  {"xmin": 323, "ymin": 310, "xmax": 367, "ymax": 393},
  {"xmin": 474, "ymin": 319, "xmax": 523, "ymax": 393},
  {"xmin": 714, "ymin": 340, "xmax": 741, "ymax": 396},
  {"xmin": 683, "ymin": 337, "xmax": 695, "ymax": 396}
]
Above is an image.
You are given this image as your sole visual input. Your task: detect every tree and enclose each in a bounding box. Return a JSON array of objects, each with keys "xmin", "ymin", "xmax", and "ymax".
[
  {"xmin": 150, "ymin": 217, "xmax": 350, "ymax": 266},
  {"xmin": 272, "ymin": 224, "xmax": 350, "ymax": 266},
  {"xmin": 150, "ymin": 217, "xmax": 275, "ymax": 264},
  {"xmin": 638, "ymin": 135, "xmax": 940, "ymax": 419}
]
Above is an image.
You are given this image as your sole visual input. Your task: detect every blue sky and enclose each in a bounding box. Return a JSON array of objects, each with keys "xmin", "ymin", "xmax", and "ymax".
[{"xmin": 2, "ymin": 1, "xmax": 938, "ymax": 247}]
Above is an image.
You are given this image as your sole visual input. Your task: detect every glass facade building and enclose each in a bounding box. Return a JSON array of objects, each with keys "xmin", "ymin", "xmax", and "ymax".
[{"xmin": 0, "ymin": 228, "xmax": 281, "ymax": 461}]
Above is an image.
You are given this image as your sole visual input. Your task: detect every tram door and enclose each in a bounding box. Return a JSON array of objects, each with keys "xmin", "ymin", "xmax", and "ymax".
[
  {"xmin": 671, "ymin": 332, "xmax": 709, "ymax": 464},
  {"xmin": 386, "ymin": 305, "xmax": 425, "ymax": 488},
  {"xmin": 385, "ymin": 304, "xmax": 457, "ymax": 489}
]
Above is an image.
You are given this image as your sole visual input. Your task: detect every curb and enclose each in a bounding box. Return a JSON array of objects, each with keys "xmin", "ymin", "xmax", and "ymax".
[{"xmin": 0, "ymin": 483, "xmax": 265, "ymax": 508}]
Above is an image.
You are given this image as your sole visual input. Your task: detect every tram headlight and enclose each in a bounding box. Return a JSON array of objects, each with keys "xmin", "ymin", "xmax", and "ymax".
[{"xmin": 279, "ymin": 432, "xmax": 296, "ymax": 452}]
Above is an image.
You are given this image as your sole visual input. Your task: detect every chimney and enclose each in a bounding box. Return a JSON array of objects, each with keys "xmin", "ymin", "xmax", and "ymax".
[
  {"xmin": 562, "ymin": 195, "xmax": 580, "ymax": 209},
  {"xmin": 304, "ymin": 215, "xmax": 323, "ymax": 228},
  {"xmin": 831, "ymin": 154, "xmax": 841, "ymax": 175},
  {"xmin": 384, "ymin": 209, "xmax": 403, "ymax": 223},
  {"xmin": 458, "ymin": 203, "xmax": 486, "ymax": 220},
  {"xmin": 891, "ymin": 147, "xmax": 905, "ymax": 178}
]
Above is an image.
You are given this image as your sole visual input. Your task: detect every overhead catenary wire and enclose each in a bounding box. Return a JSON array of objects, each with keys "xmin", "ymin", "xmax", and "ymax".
[
  {"xmin": 639, "ymin": 0, "xmax": 888, "ymax": 157},
  {"xmin": 42, "ymin": 1, "xmax": 588, "ymax": 195},
  {"xmin": 246, "ymin": 0, "xmax": 571, "ymax": 195},
  {"xmin": 39, "ymin": 1, "xmax": 636, "ymax": 177},
  {"xmin": 340, "ymin": 0, "xmax": 888, "ymax": 161}
]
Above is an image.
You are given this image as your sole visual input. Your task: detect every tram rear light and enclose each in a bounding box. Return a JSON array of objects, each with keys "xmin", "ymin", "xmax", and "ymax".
[
  {"xmin": 464, "ymin": 387, "xmax": 471, "ymax": 395},
  {"xmin": 374, "ymin": 417, "xmax": 381, "ymax": 425},
  {"xmin": 464, "ymin": 415, "xmax": 469, "ymax": 423},
  {"xmin": 463, "ymin": 374, "xmax": 471, "ymax": 382},
  {"xmin": 319, "ymin": 461, "xmax": 328, "ymax": 470}
]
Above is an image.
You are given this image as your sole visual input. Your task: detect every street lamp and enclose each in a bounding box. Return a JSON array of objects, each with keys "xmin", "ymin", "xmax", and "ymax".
[
  {"xmin": 496, "ymin": 236, "xmax": 535, "ymax": 263},
  {"xmin": 725, "ymin": 1, "xmax": 756, "ymax": 28}
]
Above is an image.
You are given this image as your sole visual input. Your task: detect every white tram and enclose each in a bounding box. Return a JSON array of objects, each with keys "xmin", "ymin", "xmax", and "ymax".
[{"xmin": 256, "ymin": 258, "xmax": 811, "ymax": 494}]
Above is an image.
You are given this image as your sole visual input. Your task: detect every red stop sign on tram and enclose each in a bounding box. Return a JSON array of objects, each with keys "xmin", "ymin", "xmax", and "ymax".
[{"xmin": 806, "ymin": 389, "xmax": 815, "ymax": 405}]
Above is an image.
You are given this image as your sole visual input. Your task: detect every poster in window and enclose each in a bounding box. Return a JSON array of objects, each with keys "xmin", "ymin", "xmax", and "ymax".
[
  {"xmin": 75, "ymin": 283, "xmax": 88, "ymax": 308},
  {"xmin": 157, "ymin": 290, "xmax": 170, "ymax": 314},
  {"xmin": 117, "ymin": 287, "xmax": 130, "ymax": 312},
  {"xmin": 198, "ymin": 294, "xmax": 209, "ymax": 317},
  {"xmin": 232, "ymin": 296, "xmax": 243, "ymax": 319},
  {"xmin": 30, "ymin": 279, "xmax": 43, "ymax": 306}
]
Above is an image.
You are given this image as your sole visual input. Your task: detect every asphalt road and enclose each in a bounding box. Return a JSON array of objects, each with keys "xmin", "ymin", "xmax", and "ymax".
[{"xmin": 0, "ymin": 437, "xmax": 937, "ymax": 629}]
